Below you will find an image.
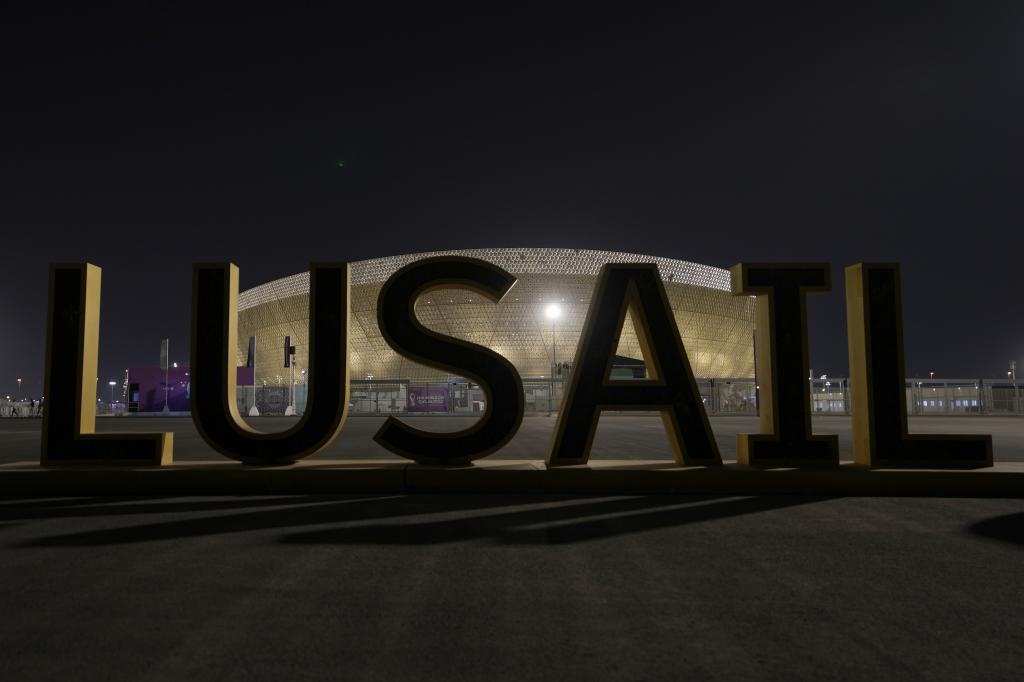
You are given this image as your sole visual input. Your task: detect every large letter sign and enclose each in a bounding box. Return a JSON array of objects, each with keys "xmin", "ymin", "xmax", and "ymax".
[
  {"xmin": 42, "ymin": 263, "xmax": 172, "ymax": 466},
  {"xmin": 374, "ymin": 256, "xmax": 524, "ymax": 464},
  {"xmin": 190, "ymin": 262, "xmax": 350, "ymax": 465},
  {"xmin": 547, "ymin": 263, "xmax": 720, "ymax": 467},
  {"xmin": 845, "ymin": 263, "xmax": 992, "ymax": 467},
  {"xmin": 730, "ymin": 263, "xmax": 839, "ymax": 467},
  {"xmin": 34, "ymin": 255, "xmax": 998, "ymax": 476}
]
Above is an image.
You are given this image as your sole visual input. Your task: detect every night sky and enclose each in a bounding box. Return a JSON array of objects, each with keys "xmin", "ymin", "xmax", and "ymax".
[{"xmin": 2, "ymin": 5, "xmax": 1021, "ymax": 398}]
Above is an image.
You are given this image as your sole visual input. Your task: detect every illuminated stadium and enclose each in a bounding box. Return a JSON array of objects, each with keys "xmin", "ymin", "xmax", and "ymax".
[{"xmin": 235, "ymin": 248, "xmax": 756, "ymax": 414}]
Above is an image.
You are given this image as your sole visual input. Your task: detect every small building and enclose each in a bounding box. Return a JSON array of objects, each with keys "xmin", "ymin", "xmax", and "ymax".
[{"xmin": 127, "ymin": 366, "xmax": 253, "ymax": 414}]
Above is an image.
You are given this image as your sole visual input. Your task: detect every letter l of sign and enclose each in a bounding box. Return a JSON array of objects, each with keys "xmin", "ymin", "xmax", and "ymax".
[{"xmin": 41, "ymin": 263, "xmax": 172, "ymax": 465}]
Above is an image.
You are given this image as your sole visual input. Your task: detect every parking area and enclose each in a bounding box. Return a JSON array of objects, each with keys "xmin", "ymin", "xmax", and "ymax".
[{"xmin": 1, "ymin": 414, "xmax": 1022, "ymax": 463}]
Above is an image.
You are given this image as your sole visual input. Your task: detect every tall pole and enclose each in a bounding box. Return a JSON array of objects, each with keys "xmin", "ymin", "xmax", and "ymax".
[
  {"xmin": 162, "ymin": 339, "xmax": 170, "ymax": 413},
  {"xmin": 284, "ymin": 351, "xmax": 296, "ymax": 416},
  {"xmin": 248, "ymin": 337, "xmax": 260, "ymax": 417},
  {"xmin": 553, "ymin": 316, "xmax": 557, "ymax": 379},
  {"xmin": 1012, "ymin": 361, "xmax": 1019, "ymax": 415},
  {"xmin": 548, "ymin": 316, "xmax": 555, "ymax": 416},
  {"xmin": 252, "ymin": 348, "xmax": 258, "ymax": 415}
]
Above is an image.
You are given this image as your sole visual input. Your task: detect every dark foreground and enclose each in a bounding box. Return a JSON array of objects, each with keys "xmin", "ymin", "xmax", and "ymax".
[
  {"xmin": 2, "ymin": 416, "xmax": 1023, "ymax": 680},
  {"xmin": 0, "ymin": 494, "xmax": 1021, "ymax": 681}
]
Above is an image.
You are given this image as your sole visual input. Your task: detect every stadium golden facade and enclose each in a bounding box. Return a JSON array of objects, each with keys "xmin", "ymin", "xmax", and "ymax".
[{"xmin": 236, "ymin": 248, "xmax": 755, "ymax": 384}]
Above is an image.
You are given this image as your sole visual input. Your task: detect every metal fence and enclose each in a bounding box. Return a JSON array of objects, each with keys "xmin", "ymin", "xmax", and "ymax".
[
  {"xmin": 6, "ymin": 377, "xmax": 1020, "ymax": 418},
  {"xmin": 300, "ymin": 378, "xmax": 759, "ymax": 416},
  {"xmin": 805, "ymin": 378, "xmax": 1024, "ymax": 416},
  {"xmin": 239, "ymin": 377, "xmax": 1016, "ymax": 417}
]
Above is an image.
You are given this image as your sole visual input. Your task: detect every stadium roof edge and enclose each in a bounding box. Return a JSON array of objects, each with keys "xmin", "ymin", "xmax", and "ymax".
[{"xmin": 237, "ymin": 247, "xmax": 732, "ymax": 311}]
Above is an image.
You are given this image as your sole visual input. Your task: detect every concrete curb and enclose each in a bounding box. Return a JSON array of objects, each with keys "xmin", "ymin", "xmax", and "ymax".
[{"xmin": 1, "ymin": 460, "xmax": 1022, "ymax": 497}]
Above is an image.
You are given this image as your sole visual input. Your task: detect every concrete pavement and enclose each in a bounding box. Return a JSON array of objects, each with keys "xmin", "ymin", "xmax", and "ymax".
[
  {"xmin": 2, "ymin": 414, "xmax": 1023, "ymax": 463},
  {"xmin": 2, "ymin": 415, "xmax": 1022, "ymax": 680},
  {"xmin": 0, "ymin": 494, "xmax": 1021, "ymax": 681}
]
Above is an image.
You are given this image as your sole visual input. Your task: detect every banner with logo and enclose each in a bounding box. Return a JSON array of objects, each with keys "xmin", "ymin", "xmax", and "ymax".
[{"xmin": 407, "ymin": 384, "xmax": 449, "ymax": 413}]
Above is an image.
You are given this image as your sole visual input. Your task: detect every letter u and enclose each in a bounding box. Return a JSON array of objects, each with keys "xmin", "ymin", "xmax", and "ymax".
[{"xmin": 190, "ymin": 263, "xmax": 350, "ymax": 465}]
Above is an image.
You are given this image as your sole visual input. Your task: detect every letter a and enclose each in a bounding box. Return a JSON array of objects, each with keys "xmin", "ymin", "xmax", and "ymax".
[{"xmin": 547, "ymin": 263, "xmax": 719, "ymax": 467}]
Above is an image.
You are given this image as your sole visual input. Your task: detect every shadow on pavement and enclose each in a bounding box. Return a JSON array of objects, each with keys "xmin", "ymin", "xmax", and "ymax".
[
  {"xmin": 282, "ymin": 495, "xmax": 824, "ymax": 545},
  {"xmin": 0, "ymin": 495, "xmax": 345, "ymax": 520},
  {"xmin": 968, "ymin": 512, "xmax": 1024, "ymax": 547},
  {"xmin": 8, "ymin": 494, "xmax": 829, "ymax": 547}
]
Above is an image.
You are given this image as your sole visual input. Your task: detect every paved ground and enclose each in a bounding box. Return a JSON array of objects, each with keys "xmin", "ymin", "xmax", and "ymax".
[
  {"xmin": 2, "ymin": 416, "xmax": 1022, "ymax": 680},
  {"xmin": 0, "ymin": 494, "xmax": 1021, "ymax": 681},
  {"xmin": 1, "ymin": 413, "xmax": 1023, "ymax": 462}
]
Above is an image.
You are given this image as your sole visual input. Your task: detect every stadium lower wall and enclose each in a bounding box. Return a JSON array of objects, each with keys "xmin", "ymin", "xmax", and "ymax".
[{"xmin": 237, "ymin": 275, "xmax": 755, "ymax": 385}]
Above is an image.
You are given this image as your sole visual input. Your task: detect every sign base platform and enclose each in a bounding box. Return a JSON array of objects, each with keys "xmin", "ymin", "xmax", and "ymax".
[{"xmin": 2, "ymin": 460, "xmax": 1022, "ymax": 497}]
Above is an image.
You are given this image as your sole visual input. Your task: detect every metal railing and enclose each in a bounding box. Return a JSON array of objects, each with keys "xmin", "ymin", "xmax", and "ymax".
[
  {"xmin": 310, "ymin": 377, "xmax": 1021, "ymax": 417},
  {"xmin": 8, "ymin": 376, "xmax": 1014, "ymax": 418}
]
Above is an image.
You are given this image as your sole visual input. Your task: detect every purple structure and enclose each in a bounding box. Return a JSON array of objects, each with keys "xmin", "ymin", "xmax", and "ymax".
[{"xmin": 127, "ymin": 365, "xmax": 252, "ymax": 413}]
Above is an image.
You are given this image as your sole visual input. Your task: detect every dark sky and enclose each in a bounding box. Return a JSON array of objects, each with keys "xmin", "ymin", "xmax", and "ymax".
[{"xmin": 2, "ymin": 4, "xmax": 1022, "ymax": 398}]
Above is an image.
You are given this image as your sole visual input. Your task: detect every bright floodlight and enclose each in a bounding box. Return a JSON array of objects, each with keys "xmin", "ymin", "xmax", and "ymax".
[{"xmin": 545, "ymin": 303, "xmax": 562, "ymax": 320}]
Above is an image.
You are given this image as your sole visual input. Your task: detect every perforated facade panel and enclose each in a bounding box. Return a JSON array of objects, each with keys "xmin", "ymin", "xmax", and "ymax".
[{"xmin": 236, "ymin": 248, "xmax": 755, "ymax": 384}]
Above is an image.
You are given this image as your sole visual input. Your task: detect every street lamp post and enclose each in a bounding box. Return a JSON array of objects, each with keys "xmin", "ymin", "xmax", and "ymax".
[
  {"xmin": 1012, "ymin": 361, "xmax": 1020, "ymax": 415},
  {"xmin": 108, "ymin": 381, "xmax": 117, "ymax": 410},
  {"xmin": 16, "ymin": 378, "xmax": 21, "ymax": 401},
  {"xmin": 545, "ymin": 303, "xmax": 562, "ymax": 416}
]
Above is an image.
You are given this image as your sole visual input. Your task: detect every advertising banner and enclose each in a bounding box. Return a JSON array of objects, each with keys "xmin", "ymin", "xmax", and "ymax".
[
  {"xmin": 407, "ymin": 384, "xmax": 449, "ymax": 413},
  {"xmin": 237, "ymin": 367, "xmax": 255, "ymax": 386},
  {"xmin": 129, "ymin": 366, "xmax": 190, "ymax": 412},
  {"xmin": 127, "ymin": 366, "xmax": 252, "ymax": 413}
]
